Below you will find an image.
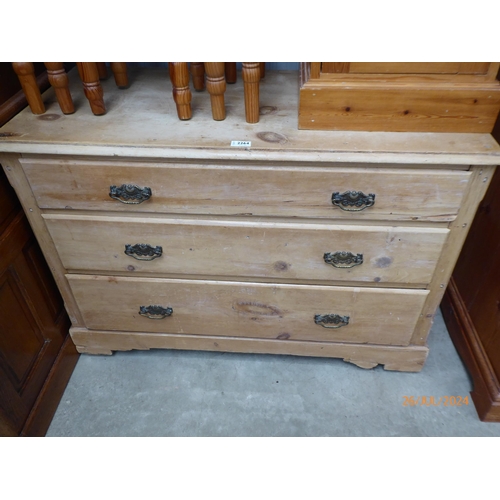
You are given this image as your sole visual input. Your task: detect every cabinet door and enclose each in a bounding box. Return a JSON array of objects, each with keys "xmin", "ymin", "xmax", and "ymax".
[{"xmin": 0, "ymin": 168, "xmax": 67, "ymax": 436}]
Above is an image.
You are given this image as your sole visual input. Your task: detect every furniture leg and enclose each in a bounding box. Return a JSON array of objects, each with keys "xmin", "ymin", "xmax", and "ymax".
[
  {"xmin": 204, "ymin": 62, "xmax": 226, "ymax": 121},
  {"xmin": 11, "ymin": 62, "xmax": 45, "ymax": 114},
  {"xmin": 170, "ymin": 63, "xmax": 192, "ymax": 120},
  {"xmin": 190, "ymin": 63, "xmax": 205, "ymax": 91},
  {"xmin": 260, "ymin": 62, "xmax": 265, "ymax": 79},
  {"xmin": 96, "ymin": 62, "xmax": 109, "ymax": 80},
  {"xmin": 44, "ymin": 63, "xmax": 74, "ymax": 114},
  {"xmin": 242, "ymin": 62, "xmax": 260, "ymax": 123},
  {"xmin": 76, "ymin": 63, "xmax": 106, "ymax": 115},
  {"xmin": 110, "ymin": 62, "xmax": 129, "ymax": 89}
]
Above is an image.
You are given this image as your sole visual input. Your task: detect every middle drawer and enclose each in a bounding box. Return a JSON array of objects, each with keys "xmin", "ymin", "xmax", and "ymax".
[{"xmin": 45, "ymin": 214, "xmax": 448, "ymax": 285}]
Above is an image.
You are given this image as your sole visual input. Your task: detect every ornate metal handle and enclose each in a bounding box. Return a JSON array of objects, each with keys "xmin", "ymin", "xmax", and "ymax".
[
  {"xmin": 109, "ymin": 184, "xmax": 152, "ymax": 204},
  {"xmin": 332, "ymin": 191, "xmax": 375, "ymax": 211},
  {"xmin": 324, "ymin": 251, "xmax": 363, "ymax": 268},
  {"xmin": 139, "ymin": 305, "xmax": 173, "ymax": 319},
  {"xmin": 125, "ymin": 244, "xmax": 163, "ymax": 261},
  {"xmin": 314, "ymin": 314, "xmax": 349, "ymax": 329}
]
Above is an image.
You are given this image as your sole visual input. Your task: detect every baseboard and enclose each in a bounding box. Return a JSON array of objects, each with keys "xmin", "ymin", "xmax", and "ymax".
[{"xmin": 441, "ymin": 277, "xmax": 500, "ymax": 422}]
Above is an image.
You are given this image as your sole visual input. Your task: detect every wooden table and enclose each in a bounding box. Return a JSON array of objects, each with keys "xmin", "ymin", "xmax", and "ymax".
[{"xmin": 1, "ymin": 68, "xmax": 499, "ymax": 372}]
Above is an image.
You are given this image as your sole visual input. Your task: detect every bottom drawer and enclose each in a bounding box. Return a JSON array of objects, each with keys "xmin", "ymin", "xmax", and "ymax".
[{"xmin": 67, "ymin": 275, "xmax": 428, "ymax": 346}]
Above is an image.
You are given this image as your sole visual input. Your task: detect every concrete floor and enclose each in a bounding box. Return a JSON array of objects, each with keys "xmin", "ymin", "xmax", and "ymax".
[{"xmin": 47, "ymin": 309, "xmax": 500, "ymax": 436}]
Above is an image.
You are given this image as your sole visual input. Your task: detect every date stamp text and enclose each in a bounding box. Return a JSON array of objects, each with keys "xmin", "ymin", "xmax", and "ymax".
[{"xmin": 402, "ymin": 396, "xmax": 469, "ymax": 407}]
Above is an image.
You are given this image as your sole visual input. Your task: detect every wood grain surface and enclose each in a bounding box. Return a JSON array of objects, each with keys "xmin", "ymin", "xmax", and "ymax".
[
  {"xmin": 1, "ymin": 69, "xmax": 499, "ymax": 164},
  {"xmin": 67, "ymin": 275, "xmax": 428, "ymax": 346},
  {"xmin": 43, "ymin": 214, "xmax": 448, "ymax": 285},
  {"xmin": 44, "ymin": 63, "xmax": 74, "ymax": 114},
  {"xmin": 71, "ymin": 326, "xmax": 429, "ymax": 371},
  {"xmin": 21, "ymin": 158, "xmax": 471, "ymax": 222},
  {"xmin": 301, "ymin": 63, "xmax": 500, "ymax": 132}
]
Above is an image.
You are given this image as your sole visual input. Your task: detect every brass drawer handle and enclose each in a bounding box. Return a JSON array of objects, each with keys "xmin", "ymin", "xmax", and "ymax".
[
  {"xmin": 332, "ymin": 191, "xmax": 375, "ymax": 211},
  {"xmin": 314, "ymin": 313, "xmax": 349, "ymax": 329},
  {"xmin": 139, "ymin": 305, "xmax": 173, "ymax": 319},
  {"xmin": 324, "ymin": 251, "xmax": 363, "ymax": 268},
  {"xmin": 125, "ymin": 244, "xmax": 163, "ymax": 261},
  {"xmin": 109, "ymin": 184, "xmax": 152, "ymax": 204}
]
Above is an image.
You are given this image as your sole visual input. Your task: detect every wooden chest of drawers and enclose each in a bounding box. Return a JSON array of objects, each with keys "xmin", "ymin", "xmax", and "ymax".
[{"xmin": 1, "ymin": 69, "xmax": 498, "ymax": 372}]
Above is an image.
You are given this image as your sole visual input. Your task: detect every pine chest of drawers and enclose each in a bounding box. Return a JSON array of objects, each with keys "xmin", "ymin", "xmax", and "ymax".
[{"xmin": 1, "ymin": 69, "xmax": 499, "ymax": 372}]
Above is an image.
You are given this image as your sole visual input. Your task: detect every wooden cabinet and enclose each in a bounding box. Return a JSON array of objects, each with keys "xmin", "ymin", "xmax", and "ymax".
[
  {"xmin": 0, "ymin": 68, "xmax": 498, "ymax": 373},
  {"xmin": 299, "ymin": 62, "xmax": 500, "ymax": 132},
  {"xmin": 0, "ymin": 165, "xmax": 76, "ymax": 436},
  {"xmin": 0, "ymin": 63, "xmax": 77, "ymax": 437},
  {"xmin": 441, "ymin": 117, "xmax": 500, "ymax": 421}
]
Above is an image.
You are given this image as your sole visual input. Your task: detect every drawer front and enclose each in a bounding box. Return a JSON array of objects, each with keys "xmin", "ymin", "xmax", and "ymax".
[
  {"xmin": 67, "ymin": 275, "xmax": 429, "ymax": 346},
  {"xmin": 22, "ymin": 158, "xmax": 471, "ymax": 221},
  {"xmin": 47, "ymin": 214, "xmax": 448, "ymax": 285}
]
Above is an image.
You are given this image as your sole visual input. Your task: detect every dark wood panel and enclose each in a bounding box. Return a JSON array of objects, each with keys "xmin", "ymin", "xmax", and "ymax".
[
  {"xmin": 441, "ymin": 280, "xmax": 500, "ymax": 422},
  {"xmin": 21, "ymin": 333, "xmax": 77, "ymax": 437},
  {"xmin": 0, "ymin": 167, "xmax": 20, "ymax": 232},
  {"xmin": 0, "ymin": 270, "xmax": 46, "ymax": 388},
  {"xmin": 441, "ymin": 111, "xmax": 500, "ymax": 421},
  {"xmin": 453, "ymin": 167, "xmax": 500, "ymax": 309},
  {"xmin": 0, "ymin": 63, "xmax": 46, "ymax": 104},
  {"xmin": 0, "ymin": 62, "xmax": 76, "ymax": 436},
  {"xmin": 0, "ymin": 209, "xmax": 68, "ymax": 434},
  {"xmin": 0, "ymin": 63, "xmax": 50, "ymax": 127}
]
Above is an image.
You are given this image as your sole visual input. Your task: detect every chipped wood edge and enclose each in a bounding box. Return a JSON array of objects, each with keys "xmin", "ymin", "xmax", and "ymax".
[
  {"xmin": 70, "ymin": 327, "xmax": 429, "ymax": 372},
  {"xmin": 343, "ymin": 358, "xmax": 379, "ymax": 370},
  {"xmin": 0, "ymin": 153, "xmax": 84, "ymax": 325},
  {"xmin": 410, "ymin": 164, "xmax": 497, "ymax": 346}
]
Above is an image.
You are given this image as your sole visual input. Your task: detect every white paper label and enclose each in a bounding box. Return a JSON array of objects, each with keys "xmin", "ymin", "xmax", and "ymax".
[{"xmin": 230, "ymin": 141, "xmax": 251, "ymax": 147}]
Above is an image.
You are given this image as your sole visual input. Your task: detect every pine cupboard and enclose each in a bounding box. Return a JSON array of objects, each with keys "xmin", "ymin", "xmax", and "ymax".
[{"xmin": 299, "ymin": 62, "xmax": 500, "ymax": 132}]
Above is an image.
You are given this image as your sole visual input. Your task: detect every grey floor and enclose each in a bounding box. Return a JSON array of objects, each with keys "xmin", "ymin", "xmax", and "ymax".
[{"xmin": 47, "ymin": 308, "xmax": 500, "ymax": 436}]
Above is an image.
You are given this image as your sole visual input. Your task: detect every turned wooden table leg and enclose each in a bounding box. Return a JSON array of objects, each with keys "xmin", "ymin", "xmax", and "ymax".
[
  {"xmin": 76, "ymin": 62, "xmax": 106, "ymax": 115},
  {"xmin": 170, "ymin": 62, "xmax": 192, "ymax": 120},
  {"xmin": 204, "ymin": 62, "xmax": 226, "ymax": 121},
  {"xmin": 191, "ymin": 63, "xmax": 205, "ymax": 91},
  {"xmin": 96, "ymin": 62, "xmax": 109, "ymax": 79},
  {"xmin": 225, "ymin": 62, "xmax": 237, "ymax": 84},
  {"xmin": 12, "ymin": 62, "xmax": 45, "ymax": 114},
  {"xmin": 110, "ymin": 62, "xmax": 129, "ymax": 88},
  {"xmin": 44, "ymin": 62, "xmax": 74, "ymax": 114},
  {"xmin": 260, "ymin": 62, "xmax": 266, "ymax": 79},
  {"xmin": 242, "ymin": 62, "xmax": 260, "ymax": 123}
]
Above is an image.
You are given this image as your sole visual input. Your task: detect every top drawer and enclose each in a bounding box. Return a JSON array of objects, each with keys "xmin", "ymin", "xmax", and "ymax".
[{"xmin": 21, "ymin": 158, "xmax": 471, "ymax": 221}]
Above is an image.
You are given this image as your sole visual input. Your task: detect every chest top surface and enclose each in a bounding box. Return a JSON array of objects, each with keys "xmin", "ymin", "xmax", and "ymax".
[{"xmin": 0, "ymin": 68, "xmax": 499, "ymax": 165}]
